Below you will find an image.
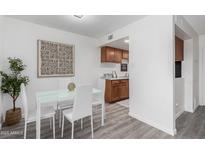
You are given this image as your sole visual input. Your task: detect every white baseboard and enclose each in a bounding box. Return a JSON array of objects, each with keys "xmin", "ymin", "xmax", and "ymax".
[
  {"xmin": 185, "ymin": 102, "xmax": 200, "ymax": 113},
  {"xmin": 194, "ymin": 103, "xmax": 199, "ymax": 112},
  {"xmin": 129, "ymin": 112, "xmax": 176, "ymax": 136},
  {"xmin": 184, "ymin": 107, "xmax": 194, "ymax": 113},
  {"xmin": 175, "ymin": 109, "xmax": 184, "ymax": 119},
  {"xmin": 173, "ymin": 128, "xmax": 177, "ymax": 135}
]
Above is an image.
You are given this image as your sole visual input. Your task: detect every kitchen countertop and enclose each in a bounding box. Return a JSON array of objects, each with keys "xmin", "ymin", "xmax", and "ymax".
[{"xmin": 105, "ymin": 77, "xmax": 129, "ymax": 80}]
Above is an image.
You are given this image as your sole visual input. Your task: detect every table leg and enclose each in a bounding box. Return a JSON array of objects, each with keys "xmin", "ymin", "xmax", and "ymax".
[
  {"xmin": 101, "ymin": 92, "xmax": 105, "ymax": 126},
  {"xmin": 36, "ymin": 98, "xmax": 41, "ymax": 139},
  {"xmin": 101, "ymin": 103, "xmax": 104, "ymax": 126}
]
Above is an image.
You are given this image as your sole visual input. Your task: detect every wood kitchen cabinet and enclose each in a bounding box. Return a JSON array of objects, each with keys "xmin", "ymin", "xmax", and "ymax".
[
  {"xmin": 105, "ymin": 79, "xmax": 129, "ymax": 103},
  {"xmin": 119, "ymin": 80, "xmax": 129, "ymax": 99},
  {"xmin": 101, "ymin": 46, "xmax": 115, "ymax": 62},
  {"xmin": 122, "ymin": 50, "xmax": 129, "ymax": 60},
  {"xmin": 175, "ymin": 36, "xmax": 184, "ymax": 61},
  {"xmin": 115, "ymin": 49, "xmax": 122, "ymax": 63},
  {"xmin": 101, "ymin": 46, "xmax": 122, "ymax": 63},
  {"xmin": 111, "ymin": 84, "xmax": 121, "ymax": 102}
]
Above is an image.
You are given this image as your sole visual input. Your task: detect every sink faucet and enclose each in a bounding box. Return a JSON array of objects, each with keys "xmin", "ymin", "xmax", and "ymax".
[
  {"xmin": 112, "ymin": 71, "xmax": 117, "ymax": 78},
  {"xmin": 125, "ymin": 73, "xmax": 129, "ymax": 77}
]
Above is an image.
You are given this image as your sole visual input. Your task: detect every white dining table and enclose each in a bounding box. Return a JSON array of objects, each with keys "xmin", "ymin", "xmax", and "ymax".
[{"xmin": 35, "ymin": 88, "xmax": 104, "ymax": 139}]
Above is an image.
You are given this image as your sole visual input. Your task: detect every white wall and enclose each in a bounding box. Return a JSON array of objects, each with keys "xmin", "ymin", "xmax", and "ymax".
[
  {"xmin": 199, "ymin": 35, "xmax": 205, "ymax": 105},
  {"xmin": 175, "ymin": 16, "xmax": 199, "ymax": 111},
  {"xmin": 0, "ymin": 16, "xmax": 3, "ymax": 64},
  {"xmin": 1, "ymin": 17, "xmax": 100, "ymax": 115},
  {"xmin": 99, "ymin": 16, "xmax": 175, "ymax": 135},
  {"xmin": 0, "ymin": 16, "xmax": 4, "ymax": 128},
  {"xmin": 175, "ymin": 78, "xmax": 184, "ymax": 119},
  {"xmin": 183, "ymin": 39, "xmax": 194, "ymax": 112}
]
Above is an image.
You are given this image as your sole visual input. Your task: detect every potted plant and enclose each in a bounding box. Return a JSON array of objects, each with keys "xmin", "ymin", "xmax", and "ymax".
[{"xmin": 0, "ymin": 57, "xmax": 29, "ymax": 126}]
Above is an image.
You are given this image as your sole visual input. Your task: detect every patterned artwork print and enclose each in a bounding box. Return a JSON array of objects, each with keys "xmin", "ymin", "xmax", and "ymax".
[{"xmin": 38, "ymin": 40, "xmax": 74, "ymax": 77}]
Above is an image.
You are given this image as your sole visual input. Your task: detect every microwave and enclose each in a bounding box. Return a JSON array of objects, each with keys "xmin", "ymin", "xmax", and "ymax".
[{"xmin": 121, "ymin": 63, "xmax": 128, "ymax": 72}]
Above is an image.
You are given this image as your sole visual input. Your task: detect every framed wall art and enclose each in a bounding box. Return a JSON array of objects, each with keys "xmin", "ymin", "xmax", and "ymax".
[{"xmin": 37, "ymin": 40, "xmax": 75, "ymax": 77}]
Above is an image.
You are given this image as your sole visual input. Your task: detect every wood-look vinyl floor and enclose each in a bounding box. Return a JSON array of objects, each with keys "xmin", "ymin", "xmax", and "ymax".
[{"xmin": 0, "ymin": 103, "xmax": 205, "ymax": 139}]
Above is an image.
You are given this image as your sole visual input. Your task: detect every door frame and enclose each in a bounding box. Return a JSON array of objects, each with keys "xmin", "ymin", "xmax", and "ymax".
[{"xmin": 200, "ymin": 46, "xmax": 205, "ymax": 105}]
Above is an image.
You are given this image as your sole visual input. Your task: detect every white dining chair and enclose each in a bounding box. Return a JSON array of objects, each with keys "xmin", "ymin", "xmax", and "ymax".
[
  {"xmin": 57, "ymin": 100, "xmax": 73, "ymax": 128},
  {"xmin": 21, "ymin": 84, "xmax": 56, "ymax": 139},
  {"xmin": 57, "ymin": 80, "xmax": 74, "ymax": 128},
  {"xmin": 61, "ymin": 85, "xmax": 93, "ymax": 139},
  {"xmin": 92, "ymin": 79, "xmax": 105, "ymax": 116}
]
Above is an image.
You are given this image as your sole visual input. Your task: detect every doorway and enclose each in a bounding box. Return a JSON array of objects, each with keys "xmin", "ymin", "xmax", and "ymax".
[
  {"xmin": 174, "ymin": 25, "xmax": 193, "ymax": 132},
  {"xmin": 100, "ymin": 36, "xmax": 130, "ymax": 109}
]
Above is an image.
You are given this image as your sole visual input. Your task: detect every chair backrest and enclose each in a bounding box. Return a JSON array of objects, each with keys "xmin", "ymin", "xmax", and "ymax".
[
  {"xmin": 20, "ymin": 84, "xmax": 28, "ymax": 120},
  {"xmin": 72, "ymin": 85, "xmax": 92, "ymax": 121},
  {"xmin": 97, "ymin": 79, "xmax": 105, "ymax": 97}
]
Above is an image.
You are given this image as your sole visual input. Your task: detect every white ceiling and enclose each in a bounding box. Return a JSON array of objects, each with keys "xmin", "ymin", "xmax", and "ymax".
[
  {"xmin": 175, "ymin": 25, "xmax": 191, "ymax": 40},
  {"xmin": 105, "ymin": 37, "xmax": 129, "ymax": 50},
  {"xmin": 6, "ymin": 15, "xmax": 146, "ymax": 38},
  {"xmin": 184, "ymin": 15, "xmax": 205, "ymax": 35}
]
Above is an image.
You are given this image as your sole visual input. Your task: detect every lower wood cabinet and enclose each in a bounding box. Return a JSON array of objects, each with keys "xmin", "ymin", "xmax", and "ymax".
[
  {"xmin": 105, "ymin": 79, "xmax": 129, "ymax": 103},
  {"xmin": 119, "ymin": 82, "xmax": 129, "ymax": 99},
  {"xmin": 111, "ymin": 84, "xmax": 121, "ymax": 102}
]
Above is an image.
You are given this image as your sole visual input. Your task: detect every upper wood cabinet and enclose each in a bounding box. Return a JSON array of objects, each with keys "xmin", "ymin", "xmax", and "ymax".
[
  {"xmin": 115, "ymin": 49, "xmax": 122, "ymax": 63},
  {"xmin": 175, "ymin": 36, "xmax": 184, "ymax": 61},
  {"xmin": 122, "ymin": 50, "xmax": 129, "ymax": 60},
  {"xmin": 101, "ymin": 46, "xmax": 124, "ymax": 63},
  {"xmin": 101, "ymin": 46, "xmax": 115, "ymax": 62}
]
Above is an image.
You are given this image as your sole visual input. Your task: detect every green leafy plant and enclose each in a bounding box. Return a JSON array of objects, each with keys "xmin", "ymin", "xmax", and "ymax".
[{"xmin": 0, "ymin": 57, "xmax": 29, "ymax": 111}]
